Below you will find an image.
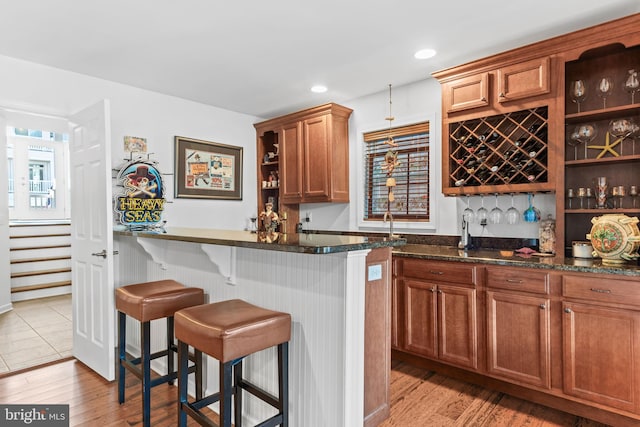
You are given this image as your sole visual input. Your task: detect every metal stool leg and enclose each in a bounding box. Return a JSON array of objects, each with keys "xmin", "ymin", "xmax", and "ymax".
[
  {"xmin": 280, "ymin": 342, "xmax": 289, "ymax": 427},
  {"xmin": 177, "ymin": 341, "xmax": 189, "ymax": 427},
  {"xmin": 167, "ymin": 316, "xmax": 175, "ymax": 385},
  {"xmin": 220, "ymin": 361, "xmax": 233, "ymax": 427},
  {"xmin": 117, "ymin": 311, "xmax": 126, "ymax": 404},
  {"xmin": 234, "ymin": 360, "xmax": 243, "ymax": 427},
  {"xmin": 141, "ymin": 321, "xmax": 151, "ymax": 427},
  {"xmin": 195, "ymin": 349, "xmax": 203, "ymax": 400}
]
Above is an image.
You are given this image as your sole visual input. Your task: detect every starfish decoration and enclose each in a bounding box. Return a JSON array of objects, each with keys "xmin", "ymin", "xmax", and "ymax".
[{"xmin": 587, "ymin": 131, "xmax": 623, "ymax": 159}]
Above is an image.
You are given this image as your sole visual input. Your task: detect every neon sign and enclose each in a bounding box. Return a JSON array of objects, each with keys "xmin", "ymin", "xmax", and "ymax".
[{"xmin": 114, "ymin": 160, "xmax": 165, "ymax": 228}]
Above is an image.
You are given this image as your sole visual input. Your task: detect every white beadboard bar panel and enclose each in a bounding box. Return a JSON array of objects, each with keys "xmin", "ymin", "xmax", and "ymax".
[{"xmin": 115, "ymin": 235, "xmax": 370, "ymax": 427}]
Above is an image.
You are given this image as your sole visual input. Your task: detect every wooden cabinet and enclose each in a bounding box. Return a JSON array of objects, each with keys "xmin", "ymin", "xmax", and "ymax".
[
  {"xmin": 496, "ymin": 57, "xmax": 551, "ymax": 104},
  {"xmin": 486, "ymin": 267, "xmax": 551, "ymax": 389},
  {"xmin": 393, "ymin": 252, "xmax": 640, "ymax": 425},
  {"xmin": 435, "ymin": 55, "xmax": 556, "ymax": 195},
  {"xmin": 402, "ymin": 259, "xmax": 478, "ymax": 369},
  {"xmin": 443, "ymin": 57, "xmax": 550, "ymax": 114},
  {"xmin": 254, "ymin": 103, "xmax": 352, "ymax": 233},
  {"xmin": 561, "ymin": 40, "xmax": 640, "ymax": 254},
  {"xmin": 443, "ymin": 72, "xmax": 489, "ymax": 113},
  {"xmin": 562, "ymin": 274, "xmax": 640, "ymax": 413}
]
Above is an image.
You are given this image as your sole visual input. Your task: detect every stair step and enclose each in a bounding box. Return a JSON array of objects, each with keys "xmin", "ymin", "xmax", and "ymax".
[
  {"xmin": 10, "ymin": 221, "xmax": 70, "ymax": 227},
  {"xmin": 11, "ymin": 244, "xmax": 71, "ymax": 251},
  {"xmin": 11, "ymin": 280, "xmax": 72, "ymax": 293},
  {"xmin": 11, "ymin": 255, "xmax": 71, "ymax": 264},
  {"xmin": 10, "ymin": 233, "xmax": 71, "ymax": 239},
  {"xmin": 11, "ymin": 267, "xmax": 71, "ymax": 279}
]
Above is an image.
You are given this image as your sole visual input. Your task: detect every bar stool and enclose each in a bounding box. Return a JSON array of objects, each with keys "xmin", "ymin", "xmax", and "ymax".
[
  {"xmin": 115, "ymin": 279, "xmax": 205, "ymax": 427},
  {"xmin": 175, "ymin": 299, "xmax": 291, "ymax": 427}
]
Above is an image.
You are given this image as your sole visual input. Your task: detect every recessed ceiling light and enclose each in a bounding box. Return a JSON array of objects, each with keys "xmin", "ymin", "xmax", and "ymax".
[
  {"xmin": 414, "ymin": 48, "xmax": 437, "ymax": 59},
  {"xmin": 311, "ymin": 85, "xmax": 328, "ymax": 93}
]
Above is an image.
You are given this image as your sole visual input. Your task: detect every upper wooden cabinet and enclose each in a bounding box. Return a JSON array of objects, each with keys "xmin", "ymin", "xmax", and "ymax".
[
  {"xmin": 254, "ymin": 103, "xmax": 352, "ymax": 212},
  {"xmin": 496, "ymin": 56, "xmax": 550, "ymax": 104},
  {"xmin": 436, "ymin": 55, "xmax": 556, "ymax": 195},
  {"xmin": 444, "ymin": 72, "xmax": 489, "ymax": 113},
  {"xmin": 443, "ymin": 57, "xmax": 550, "ymax": 115}
]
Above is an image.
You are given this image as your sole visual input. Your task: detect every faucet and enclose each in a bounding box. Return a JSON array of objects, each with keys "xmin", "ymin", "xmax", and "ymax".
[{"xmin": 459, "ymin": 216, "xmax": 471, "ymax": 250}]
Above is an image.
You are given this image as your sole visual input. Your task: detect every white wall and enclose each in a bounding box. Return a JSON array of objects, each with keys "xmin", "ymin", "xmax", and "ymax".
[
  {"xmin": 305, "ymin": 79, "xmax": 553, "ymax": 239},
  {"xmin": 0, "ymin": 54, "xmax": 551, "ymax": 239},
  {"xmin": 0, "ymin": 54, "xmax": 259, "ymax": 230}
]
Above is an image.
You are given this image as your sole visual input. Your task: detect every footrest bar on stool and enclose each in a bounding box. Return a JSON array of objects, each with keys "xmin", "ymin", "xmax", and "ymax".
[
  {"xmin": 182, "ymin": 403, "xmax": 218, "ymax": 427},
  {"xmin": 237, "ymin": 379, "xmax": 281, "ymax": 409},
  {"xmin": 190, "ymin": 391, "xmax": 222, "ymax": 411},
  {"xmin": 255, "ymin": 414, "xmax": 284, "ymax": 427},
  {"xmin": 122, "ymin": 357, "xmax": 198, "ymax": 385}
]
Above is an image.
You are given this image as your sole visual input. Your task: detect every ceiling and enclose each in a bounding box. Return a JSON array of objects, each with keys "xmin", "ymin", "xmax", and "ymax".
[{"xmin": 1, "ymin": 1, "xmax": 638, "ymax": 119}]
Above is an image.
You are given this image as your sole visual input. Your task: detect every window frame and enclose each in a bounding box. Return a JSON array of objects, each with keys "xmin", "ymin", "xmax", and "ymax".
[{"xmin": 357, "ymin": 112, "xmax": 438, "ymax": 232}]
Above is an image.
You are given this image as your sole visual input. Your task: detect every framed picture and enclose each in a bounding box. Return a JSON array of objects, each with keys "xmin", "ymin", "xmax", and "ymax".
[{"xmin": 174, "ymin": 136, "xmax": 243, "ymax": 200}]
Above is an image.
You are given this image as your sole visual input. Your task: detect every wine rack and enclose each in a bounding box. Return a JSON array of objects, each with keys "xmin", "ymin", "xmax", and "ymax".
[{"xmin": 448, "ymin": 107, "xmax": 549, "ymax": 189}]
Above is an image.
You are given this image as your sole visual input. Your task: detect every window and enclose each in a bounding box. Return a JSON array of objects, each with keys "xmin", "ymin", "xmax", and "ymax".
[{"xmin": 364, "ymin": 122, "xmax": 430, "ymax": 221}]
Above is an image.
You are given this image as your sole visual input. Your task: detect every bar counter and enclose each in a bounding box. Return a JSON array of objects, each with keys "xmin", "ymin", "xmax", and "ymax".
[
  {"xmin": 114, "ymin": 227, "xmax": 404, "ymax": 427},
  {"xmin": 115, "ymin": 226, "xmax": 405, "ymax": 254}
]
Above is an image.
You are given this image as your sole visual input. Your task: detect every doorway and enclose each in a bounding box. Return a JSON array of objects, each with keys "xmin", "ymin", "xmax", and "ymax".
[{"xmin": 3, "ymin": 111, "xmax": 72, "ymax": 374}]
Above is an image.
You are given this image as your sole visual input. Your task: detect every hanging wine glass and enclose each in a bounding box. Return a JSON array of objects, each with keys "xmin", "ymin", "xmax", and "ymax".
[
  {"xmin": 569, "ymin": 79, "xmax": 587, "ymax": 113},
  {"xmin": 476, "ymin": 195, "xmax": 488, "ymax": 226},
  {"xmin": 624, "ymin": 69, "xmax": 639, "ymax": 104},
  {"xmin": 596, "ymin": 77, "xmax": 614, "ymax": 109},
  {"xmin": 506, "ymin": 193, "xmax": 520, "ymax": 225},
  {"xmin": 523, "ymin": 193, "xmax": 540, "ymax": 223},
  {"xmin": 489, "ymin": 193, "xmax": 504, "ymax": 224},
  {"xmin": 462, "ymin": 195, "xmax": 475, "ymax": 224}
]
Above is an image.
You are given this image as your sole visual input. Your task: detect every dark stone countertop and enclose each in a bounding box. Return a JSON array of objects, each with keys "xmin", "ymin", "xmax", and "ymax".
[
  {"xmin": 115, "ymin": 226, "xmax": 406, "ymax": 254},
  {"xmin": 394, "ymin": 244, "xmax": 640, "ymax": 277}
]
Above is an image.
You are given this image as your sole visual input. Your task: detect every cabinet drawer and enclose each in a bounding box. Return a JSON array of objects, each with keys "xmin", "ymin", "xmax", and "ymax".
[
  {"xmin": 563, "ymin": 274, "xmax": 640, "ymax": 306},
  {"xmin": 402, "ymin": 259, "xmax": 476, "ymax": 285},
  {"xmin": 486, "ymin": 267, "xmax": 549, "ymax": 294}
]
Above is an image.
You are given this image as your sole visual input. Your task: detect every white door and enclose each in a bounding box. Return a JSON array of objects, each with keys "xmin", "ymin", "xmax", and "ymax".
[{"xmin": 69, "ymin": 100, "xmax": 115, "ymax": 380}]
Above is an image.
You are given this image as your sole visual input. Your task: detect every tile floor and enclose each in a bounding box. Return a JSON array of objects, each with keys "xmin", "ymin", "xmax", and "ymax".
[{"xmin": 0, "ymin": 294, "xmax": 72, "ymax": 374}]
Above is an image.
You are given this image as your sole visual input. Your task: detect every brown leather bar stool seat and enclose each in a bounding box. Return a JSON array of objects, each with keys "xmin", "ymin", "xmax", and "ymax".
[
  {"xmin": 115, "ymin": 279, "xmax": 205, "ymax": 427},
  {"xmin": 175, "ymin": 299, "xmax": 291, "ymax": 427}
]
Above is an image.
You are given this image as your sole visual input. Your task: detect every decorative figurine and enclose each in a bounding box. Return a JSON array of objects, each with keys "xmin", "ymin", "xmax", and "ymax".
[{"xmin": 259, "ymin": 202, "xmax": 279, "ymax": 233}]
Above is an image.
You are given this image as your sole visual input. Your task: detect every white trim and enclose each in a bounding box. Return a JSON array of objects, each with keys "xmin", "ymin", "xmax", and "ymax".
[{"xmin": 355, "ymin": 111, "xmax": 438, "ymax": 232}]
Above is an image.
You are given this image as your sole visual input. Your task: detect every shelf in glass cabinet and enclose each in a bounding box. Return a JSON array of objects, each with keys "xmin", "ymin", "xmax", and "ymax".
[{"xmin": 565, "ymin": 103, "xmax": 640, "ymax": 124}]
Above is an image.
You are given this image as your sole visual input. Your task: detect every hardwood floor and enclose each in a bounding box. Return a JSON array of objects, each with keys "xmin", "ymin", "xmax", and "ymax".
[
  {"xmin": 380, "ymin": 360, "xmax": 610, "ymax": 427},
  {"xmin": 0, "ymin": 358, "xmax": 610, "ymax": 426}
]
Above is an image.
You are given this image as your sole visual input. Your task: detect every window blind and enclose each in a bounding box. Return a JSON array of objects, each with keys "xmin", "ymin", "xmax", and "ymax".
[{"xmin": 364, "ymin": 122, "xmax": 430, "ymax": 221}]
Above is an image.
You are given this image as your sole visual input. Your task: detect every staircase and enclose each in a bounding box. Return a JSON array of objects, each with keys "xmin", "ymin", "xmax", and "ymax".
[{"xmin": 9, "ymin": 221, "xmax": 72, "ymax": 302}]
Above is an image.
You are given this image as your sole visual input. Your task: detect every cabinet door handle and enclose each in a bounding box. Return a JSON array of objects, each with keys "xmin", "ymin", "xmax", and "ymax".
[
  {"xmin": 564, "ymin": 308, "xmax": 572, "ymax": 314},
  {"xmin": 437, "ymin": 290, "xmax": 443, "ymax": 294},
  {"xmin": 481, "ymin": 96, "xmax": 487, "ymax": 102},
  {"xmin": 539, "ymin": 304, "xmax": 546, "ymax": 310},
  {"xmin": 429, "ymin": 270, "xmax": 444, "ymax": 275},
  {"xmin": 590, "ymin": 288, "xmax": 612, "ymax": 294},
  {"xmin": 430, "ymin": 287, "xmax": 437, "ymax": 293},
  {"xmin": 498, "ymin": 92, "xmax": 505, "ymax": 98},
  {"xmin": 506, "ymin": 279, "xmax": 523, "ymax": 284}
]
